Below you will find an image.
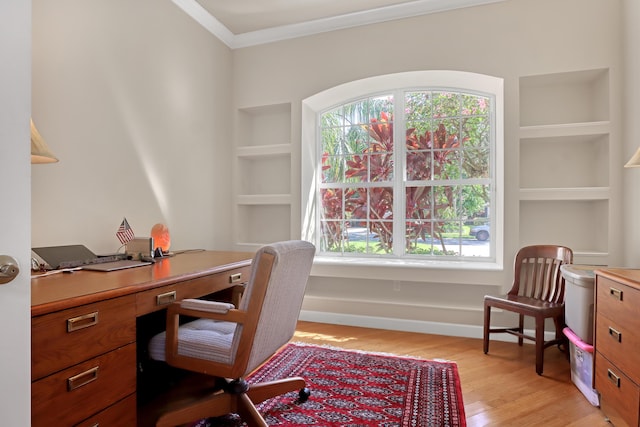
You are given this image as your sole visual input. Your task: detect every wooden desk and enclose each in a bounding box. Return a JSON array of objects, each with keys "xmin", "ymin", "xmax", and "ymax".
[{"xmin": 31, "ymin": 250, "xmax": 253, "ymax": 427}]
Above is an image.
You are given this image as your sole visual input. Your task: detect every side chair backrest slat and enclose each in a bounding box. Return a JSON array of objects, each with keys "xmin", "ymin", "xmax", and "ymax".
[{"xmin": 510, "ymin": 245, "xmax": 573, "ymax": 304}]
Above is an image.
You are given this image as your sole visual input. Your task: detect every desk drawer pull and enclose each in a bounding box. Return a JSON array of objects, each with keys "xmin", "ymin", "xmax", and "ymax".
[
  {"xmin": 67, "ymin": 366, "xmax": 99, "ymax": 391},
  {"xmin": 609, "ymin": 327, "xmax": 622, "ymax": 342},
  {"xmin": 609, "ymin": 287, "xmax": 623, "ymax": 300},
  {"xmin": 607, "ymin": 369, "xmax": 621, "ymax": 388},
  {"xmin": 67, "ymin": 312, "xmax": 99, "ymax": 332},
  {"xmin": 230, "ymin": 273, "xmax": 243, "ymax": 283},
  {"xmin": 156, "ymin": 290, "xmax": 176, "ymax": 306}
]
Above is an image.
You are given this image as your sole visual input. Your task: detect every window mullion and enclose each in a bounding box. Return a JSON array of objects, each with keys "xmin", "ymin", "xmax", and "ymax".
[{"xmin": 393, "ymin": 89, "xmax": 405, "ymax": 256}]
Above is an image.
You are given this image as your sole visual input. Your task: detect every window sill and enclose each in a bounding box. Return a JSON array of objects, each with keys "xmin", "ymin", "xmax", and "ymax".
[{"xmin": 311, "ymin": 256, "xmax": 504, "ymax": 284}]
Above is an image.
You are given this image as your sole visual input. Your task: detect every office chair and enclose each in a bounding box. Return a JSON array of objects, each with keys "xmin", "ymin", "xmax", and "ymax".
[
  {"xmin": 483, "ymin": 245, "xmax": 573, "ymax": 375},
  {"xmin": 148, "ymin": 240, "xmax": 315, "ymax": 426}
]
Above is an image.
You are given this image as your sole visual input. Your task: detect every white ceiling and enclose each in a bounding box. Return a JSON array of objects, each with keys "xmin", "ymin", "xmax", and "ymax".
[{"xmin": 173, "ymin": 0, "xmax": 508, "ymax": 48}]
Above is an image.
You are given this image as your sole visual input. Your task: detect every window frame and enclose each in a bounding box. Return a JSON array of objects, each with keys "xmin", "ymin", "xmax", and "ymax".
[{"xmin": 302, "ymin": 71, "xmax": 504, "ymax": 274}]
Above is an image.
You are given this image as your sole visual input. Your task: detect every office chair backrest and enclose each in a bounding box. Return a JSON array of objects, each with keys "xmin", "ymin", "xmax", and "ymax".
[
  {"xmin": 232, "ymin": 240, "xmax": 315, "ymax": 376},
  {"xmin": 510, "ymin": 245, "xmax": 573, "ymax": 304}
]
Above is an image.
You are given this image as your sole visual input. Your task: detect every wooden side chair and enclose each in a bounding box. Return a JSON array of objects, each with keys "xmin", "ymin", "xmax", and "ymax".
[
  {"xmin": 147, "ymin": 240, "xmax": 315, "ymax": 426},
  {"xmin": 483, "ymin": 245, "xmax": 573, "ymax": 375}
]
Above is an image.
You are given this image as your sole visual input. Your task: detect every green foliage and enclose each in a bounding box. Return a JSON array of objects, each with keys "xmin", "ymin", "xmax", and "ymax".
[{"xmin": 319, "ymin": 91, "xmax": 490, "ymax": 255}]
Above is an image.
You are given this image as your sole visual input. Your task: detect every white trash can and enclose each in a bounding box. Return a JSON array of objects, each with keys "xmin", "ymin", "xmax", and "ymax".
[{"xmin": 560, "ymin": 264, "xmax": 596, "ymax": 345}]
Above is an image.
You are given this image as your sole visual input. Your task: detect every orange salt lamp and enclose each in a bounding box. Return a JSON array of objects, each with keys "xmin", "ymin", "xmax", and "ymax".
[{"xmin": 151, "ymin": 223, "xmax": 171, "ymax": 253}]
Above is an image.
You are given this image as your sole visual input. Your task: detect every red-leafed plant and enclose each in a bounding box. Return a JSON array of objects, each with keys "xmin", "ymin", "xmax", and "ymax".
[{"xmin": 321, "ymin": 112, "xmax": 463, "ymax": 254}]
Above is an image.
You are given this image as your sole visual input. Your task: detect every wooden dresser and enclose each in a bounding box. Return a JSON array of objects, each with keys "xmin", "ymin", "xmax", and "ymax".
[
  {"xmin": 31, "ymin": 250, "xmax": 252, "ymax": 427},
  {"xmin": 594, "ymin": 268, "xmax": 640, "ymax": 427}
]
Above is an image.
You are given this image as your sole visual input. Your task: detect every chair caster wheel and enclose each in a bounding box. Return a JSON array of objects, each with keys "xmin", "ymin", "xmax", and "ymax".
[
  {"xmin": 226, "ymin": 379, "xmax": 249, "ymax": 394},
  {"xmin": 298, "ymin": 387, "xmax": 311, "ymax": 402}
]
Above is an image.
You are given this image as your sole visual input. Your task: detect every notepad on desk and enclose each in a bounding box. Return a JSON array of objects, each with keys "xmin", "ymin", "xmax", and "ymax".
[{"xmin": 80, "ymin": 259, "xmax": 151, "ymax": 271}]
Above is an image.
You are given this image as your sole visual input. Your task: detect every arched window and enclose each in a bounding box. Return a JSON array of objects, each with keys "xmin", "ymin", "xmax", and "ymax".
[{"xmin": 302, "ymin": 71, "xmax": 503, "ymax": 266}]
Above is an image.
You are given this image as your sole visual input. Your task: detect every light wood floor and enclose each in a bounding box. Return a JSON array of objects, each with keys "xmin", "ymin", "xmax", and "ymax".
[{"xmin": 293, "ymin": 321, "xmax": 610, "ymax": 427}]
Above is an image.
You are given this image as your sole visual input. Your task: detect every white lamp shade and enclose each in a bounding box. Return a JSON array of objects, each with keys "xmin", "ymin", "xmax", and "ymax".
[
  {"xmin": 625, "ymin": 146, "xmax": 640, "ymax": 168},
  {"xmin": 31, "ymin": 119, "xmax": 59, "ymax": 164}
]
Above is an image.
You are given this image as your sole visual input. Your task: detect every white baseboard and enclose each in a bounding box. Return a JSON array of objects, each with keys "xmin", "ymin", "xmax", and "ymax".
[{"xmin": 299, "ymin": 310, "xmax": 558, "ymax": 343}]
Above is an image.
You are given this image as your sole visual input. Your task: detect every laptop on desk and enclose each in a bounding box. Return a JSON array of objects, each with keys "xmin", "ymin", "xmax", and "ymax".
[{"xmin": 32, "ymin": 244, "xmax": 151, "ymax": 272}]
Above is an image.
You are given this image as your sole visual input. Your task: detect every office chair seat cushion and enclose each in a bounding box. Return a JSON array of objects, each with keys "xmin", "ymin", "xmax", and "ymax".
[{"xmin": 148, "ymin": 318, "xmax": 237, "ymax": 363}]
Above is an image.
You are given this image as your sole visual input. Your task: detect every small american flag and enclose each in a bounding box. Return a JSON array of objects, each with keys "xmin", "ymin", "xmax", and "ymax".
[{"xmin": 116, "ymin": 218, "xmax": 135, "ymax": 245}]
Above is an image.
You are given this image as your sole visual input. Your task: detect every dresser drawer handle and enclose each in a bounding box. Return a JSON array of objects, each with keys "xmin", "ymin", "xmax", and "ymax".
[
  {"xmin": 608, "ymin": 327, "xmax": 622, "ymax": 342},
  {"xmin": 230, "ymin": 273, "xmax": 243, "ymax": 283},
  {"xmin": 67, "ymin": 366, "xmax": 99, "ymax": 391},
  {"xmin": 607, "ymin": 369, "xmax": 621, "ymax": 388},
  {"xmin": 156, "ymin": 290, "xmax": 177, "ymax": 306},
  {"xmin": 67, "ymin": 312, "xmax": 99, "ymax": 332},
  {"xmin": 609, "ymin": 287, "xmax": 623, "ymax": 300}
]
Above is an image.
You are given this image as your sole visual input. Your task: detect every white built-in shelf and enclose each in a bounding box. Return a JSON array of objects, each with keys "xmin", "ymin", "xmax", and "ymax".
[
  {"xmin": 235, "ymin": 242, "xmax": 267, "ymax": 249},
  {"xmin": 234, "ymin": 102, "xmax": 294, "ymax": 247},
  {"xmin": 519, "ymin": 187, "xmax": 610, "ymax": 201},
  {"xmin": 518, "ymin": 68, "xmax": 612, "ymax": 265},
  {"xmin": 572, "ymin": 251, "xmax": 609, "ymax": 266},
  {"xmin": 236, "ymin": 194, "xmax": 292, "ymax": 205},
  {"xmin": 519, "ymin": 121, "xmax": 610, "ymax": 139},
  {"xmin": 236, "ymin": 144, "xmax": 291, "ymax": 159}
]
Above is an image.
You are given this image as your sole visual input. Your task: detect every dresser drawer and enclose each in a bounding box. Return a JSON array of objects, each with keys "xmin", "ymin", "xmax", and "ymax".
[
  {"xmin": 32, "ymin": 344, "xmax": 137, "ymax": 427},
  {"xmin": 32, "ymin": 295, "xmax": 136, "ymax": 381},
  {"xmin": 136, "ymin": 266, "xmax": 250, "ymax": 315},
  {"xmin": 74, "ymin": 394, "xmax": 137, "ymax": 427},
  {"xmin": 596, "ymin": 277, "xmax": 640, "ymax": 331},
  {"xmin": 595, "ymin": 351, "xmax": 640, "ymax": 427},
  {"xmin": 596, "ymin": 311, "xmax": 640, "ymax": 384}
]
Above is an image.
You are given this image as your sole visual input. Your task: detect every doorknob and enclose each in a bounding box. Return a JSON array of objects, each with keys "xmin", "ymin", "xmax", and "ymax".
[{"xmin": 0, "ymin": 255, "xmax": 20, "ymax": 284}]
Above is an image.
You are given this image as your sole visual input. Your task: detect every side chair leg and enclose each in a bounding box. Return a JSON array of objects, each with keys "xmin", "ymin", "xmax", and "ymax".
[
  {"xmin": 553, "ymin": 315, "xmax": 568, "ymax": 356},
  {"xmin": 535, "ymin": 316, "xmax": 545, "ymax": 375},
  {"xmin": 483, "ymin": 303, "xmax": 491, "ymax": 354},
  {"xmin": 518, "ymin": 315, "xmax": 525, "ymax": 346}
]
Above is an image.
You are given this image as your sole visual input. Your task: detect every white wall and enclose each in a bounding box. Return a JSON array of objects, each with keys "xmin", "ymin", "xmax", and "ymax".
[
  {"xmin": 232, "ymin": 0, "xmax": 624, "ymax": 336},
  {"xmin": 622, "ymin": 0, "xmax": 640, "ymax": 266},
  {"xmin": 31, "ymin": 0, "xmax": 233, "ymax": 254}
]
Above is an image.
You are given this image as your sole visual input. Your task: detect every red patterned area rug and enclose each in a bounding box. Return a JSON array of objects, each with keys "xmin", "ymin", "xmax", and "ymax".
[{"xmin": 195, "ymin": 342, "xmax": 466, "ymax": 427}]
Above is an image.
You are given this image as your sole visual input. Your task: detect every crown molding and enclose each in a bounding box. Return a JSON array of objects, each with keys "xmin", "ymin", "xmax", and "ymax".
[
  {"xmin": 172, "ymin": 0, "xmax": 235, "ymax": 46},
  {"xmin": 172, "ymin": 0, "xmax": 508, "ymax": 49}
]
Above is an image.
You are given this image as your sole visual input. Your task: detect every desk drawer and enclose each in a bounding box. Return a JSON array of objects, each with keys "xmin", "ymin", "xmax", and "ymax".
[
  {"xmin": 32, "ymin": 295, "xmax": 136, "ymax": 381},
  {"xmin": 32, "ymin": 344, "xmax": 136, "ymax": 427},
  {"xmin": 74, "ymin": 394, "xmax": 136, "ymax": 427},
  {"xmin": 595, "ymin": 351, "xmax": 640, "ymax": 427},
  {"xmin": 596, "ymin": 277, "xmax": 640, "ymax": 331},
  {"xmin": 136, "ymin": 266, "xmax": 250, "ymax": 315},
  {"xmin": 596, "ymin": 312, "xmax": 640, "ymax": 384}
]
